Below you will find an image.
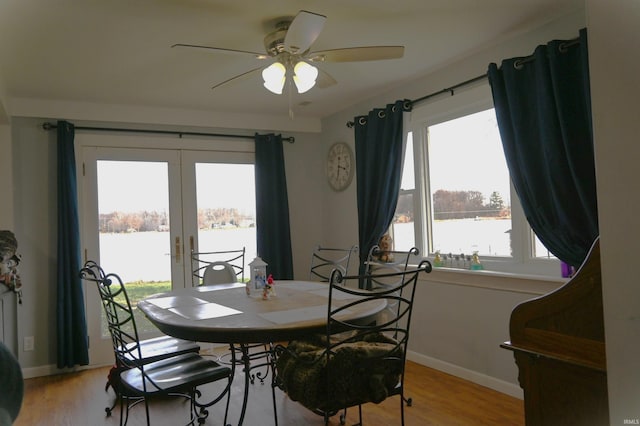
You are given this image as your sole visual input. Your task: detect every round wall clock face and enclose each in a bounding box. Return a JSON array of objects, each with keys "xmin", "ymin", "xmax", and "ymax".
[{"xmin": 326, "ymin": 142, "xmax": 354, "ymax": 192}]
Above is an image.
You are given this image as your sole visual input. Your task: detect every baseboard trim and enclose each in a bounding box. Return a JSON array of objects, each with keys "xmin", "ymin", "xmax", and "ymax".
[
  {"xmin": 406, "ymin": 350, "xmax": 523, "ymax": 400},
  {"xmin": 21, "ymin": 362, "xmax": 110, "ymax": 380},
  {"xmin": 20, "ymin": 342, "xmax": 228, "ymax": 379},
  {"xmin": 22, "ymin": 346, "xmax": 524, "ymax": 400}
]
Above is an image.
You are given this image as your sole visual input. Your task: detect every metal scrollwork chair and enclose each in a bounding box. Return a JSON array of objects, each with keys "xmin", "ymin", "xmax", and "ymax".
[
  {"xmin": 191, "ymin": 247, "xmax": 245, "ymax": 286},
  {"xmin": 271, "ymin": 260, "xmax": 432, "ymax": 426},
  {"xmin": 80, "ymin": 261, "xmax": 233, "ymax": 426},
  {"xmin": 309, "ymin": 245, "xmax": 358, "ymax": 282},
  {"xmin": 80, "ymin": 261, "xmax": 201, "ymax": 417}
]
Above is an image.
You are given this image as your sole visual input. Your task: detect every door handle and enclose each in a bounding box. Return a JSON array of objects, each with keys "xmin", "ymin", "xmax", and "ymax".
[{"xmin": 175, "ymin": 236, "xmax": 181, "ymax": 263}]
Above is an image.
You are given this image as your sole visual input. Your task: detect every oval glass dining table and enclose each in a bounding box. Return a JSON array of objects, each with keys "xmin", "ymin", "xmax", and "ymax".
[{"xmin": 137, "ymin": 280, "xmax": 387, "ymax": 425}]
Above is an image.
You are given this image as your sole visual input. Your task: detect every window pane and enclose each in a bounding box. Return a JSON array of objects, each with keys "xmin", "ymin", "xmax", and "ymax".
[
  {"xmin": 97, "ymin": 160, "xmax": 172, "ymax": 336},
  {"xmin": 392, "ymin": 192, "xmax": 415, "ymax": 251},
  {"xmin": 194, "ymin": 163, "xmax": 257, "ymax": 278},
  {"xmin": 400, "ymin": 134, "xmax": 415, "ymax": 190},
  {"xmin": 428, "ymin": 109, "xmax": 512, "ymax": 257},
  {"xmin": 533, "ymin": 233, "xmax": 557, "ymax": 259},
  {"xmin": 391, "ymin": 133, "xmax": 415, "ymax": 250}
]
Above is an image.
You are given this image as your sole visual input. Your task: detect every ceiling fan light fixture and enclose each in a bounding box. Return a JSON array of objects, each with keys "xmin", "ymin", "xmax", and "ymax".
[
  {"xmin": 293, "ymin": 60, "xmax": 318, "ymax": 93},
  {"xmin": 262, "ymin": 62, "xmax": 286, "ymax": 94}
]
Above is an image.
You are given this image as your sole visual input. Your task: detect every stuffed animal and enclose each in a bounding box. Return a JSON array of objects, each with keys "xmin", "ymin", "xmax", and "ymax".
[
  {"xmin": 0, "ymin": 231, "xmax": 21, "ymax": 293},
  {"xmin": 1, "ymin": 231, "xmax": 23, "ymax": 304},
  {"xmin": 376, "ymin": 233, "xmax": 394, "ymax": 262}
]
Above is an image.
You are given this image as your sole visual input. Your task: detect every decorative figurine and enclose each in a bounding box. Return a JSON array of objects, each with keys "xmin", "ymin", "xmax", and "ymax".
[
  {"xmin": 249, "ymin": 256, "xmax": 268, "ymax": 296},
  {"xmin": 267, "ymin": 274, "xmax": 276, "ymax": 297},
  {"xmin": 376, "ymin": 233, "xmax": 394, "ymax": 262},
  {"xmin": 263, "ymin": 274, "xmax": 276, "ymax": 300},
  {"xmin": 469, "ymin": 251, "xmax": 484, "ymax": 270},
  {"xmin": 433, "ymin": 251, "xmax": 444, "ymax": 267}
]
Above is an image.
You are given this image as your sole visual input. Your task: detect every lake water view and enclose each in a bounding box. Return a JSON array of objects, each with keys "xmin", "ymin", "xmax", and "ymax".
[
  {"xmin": 100, "ymin": 228, "xmax": 257, "ymax": 283},
  {"xmin": 100, "ymin": 219, "xmax": 511, "ymax": 283}
]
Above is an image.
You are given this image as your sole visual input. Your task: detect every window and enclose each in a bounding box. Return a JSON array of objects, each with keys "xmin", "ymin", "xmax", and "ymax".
[
  {"xmin": 391, "ymin": 83, "xmax": 559, "ymax": 276},
  {"xmin": 426, "ymin": 109, "xmax": 512, "ymax": 257},
  {"xmin": 390, "ymin": 134, "xmax": 416, "ymax": 251}
]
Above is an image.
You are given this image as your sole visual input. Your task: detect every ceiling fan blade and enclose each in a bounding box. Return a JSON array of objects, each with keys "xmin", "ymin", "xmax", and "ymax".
[
  {"xmin": 284, "ymin": 10, "xmax": 326, "ymax": 54},
  {"xmin": 211, "ymin": 66, "xmax": 265, "ymax": 90},
  {"xmin": 172, "ymin": 43, "xmax": 268, "ymax": 60},
  {"xmin": 316, "ymin": 67, "xmax": 337, "ymax": 89},
  {"xmin": 308, "ymin": 46, "xmax": 404, "ymax": 63}
]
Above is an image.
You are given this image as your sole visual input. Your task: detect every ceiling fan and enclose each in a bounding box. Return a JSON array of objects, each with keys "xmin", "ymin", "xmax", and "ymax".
[{"xmin": 172, "ymin": 10, "xmax": 404, "ymax": 95}]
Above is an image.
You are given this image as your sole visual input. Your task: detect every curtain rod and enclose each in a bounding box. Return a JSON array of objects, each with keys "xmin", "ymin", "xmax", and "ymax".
[
  {"xmin": 346, "ymin": 35, "xmax": 582, "ymax": 128},
  {"xmin": 41, "ymin": 122, "xmax": 295, "ymax": 144},
  {"xmin": 346, "ymin": 73, "xmax": 487, "ymax": 127}
]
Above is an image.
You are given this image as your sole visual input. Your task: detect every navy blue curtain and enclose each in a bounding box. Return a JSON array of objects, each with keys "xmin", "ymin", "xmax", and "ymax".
[
  {"xmin": 488, "ymin": 29, "xmax": 598, "ymax": 267},
  {"xmin": 353, "ymin": 99, "xmax": 411, "ymax": 277},
  {"xmin": 56, "ymin": 121, "xmax": 89, "ymax": 368},
  {"xmin": 254, "ymin": 133, "xmax": 293, "ymax": 280}
]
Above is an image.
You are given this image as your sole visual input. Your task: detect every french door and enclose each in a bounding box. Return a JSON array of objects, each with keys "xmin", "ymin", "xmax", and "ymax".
[{"xmin": 81, "ymin": 143, "xmax": 255, "ymax": 365}]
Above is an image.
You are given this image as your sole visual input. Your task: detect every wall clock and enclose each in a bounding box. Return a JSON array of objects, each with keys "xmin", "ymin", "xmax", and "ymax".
[{"xmin": 326, "ymin": 142, "xmax": 354, "ymax": 192}]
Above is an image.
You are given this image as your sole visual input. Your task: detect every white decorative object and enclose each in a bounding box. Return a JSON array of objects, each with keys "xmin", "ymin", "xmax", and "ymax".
[{"xmin": 248, "ymin": 256, "xmax": 268, "ymax": 295}]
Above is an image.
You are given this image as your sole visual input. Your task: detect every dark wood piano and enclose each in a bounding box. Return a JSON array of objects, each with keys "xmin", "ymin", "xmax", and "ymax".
[{"xmin": 502, "ymin": 238, "xmax": 609, "ymax": 425}]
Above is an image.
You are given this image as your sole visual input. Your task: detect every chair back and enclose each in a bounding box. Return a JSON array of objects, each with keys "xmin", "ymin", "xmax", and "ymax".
[
  {"xmin": 363, "ymin": 246, "xmax": 420, "ymax": 290},
  {"xmin": 309, "ymin": 245, "xmax": 358, "ymax": 282},
  {"xmin": 329, "ymin": 259, "xmax": 430, "ymax": 349},
  {"xmin": 274, "ymin": 260, "xmax": 431, "ymax": 418},
  {"xmin": 191, "ymin": 248, "xmax": 245, "ymax": 286},
  {"xmin": 202, "ymin": 261, "xmax": 237, "ymax": 285},
  {"xmin": 79, "ymin": 260, "xmax": 144, "ymax": 369}
]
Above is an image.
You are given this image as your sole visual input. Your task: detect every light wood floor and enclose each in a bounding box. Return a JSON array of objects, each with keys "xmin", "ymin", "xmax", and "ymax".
[{"xmin": 15, "ymin": 358, "xmax": 523, "ymax": 426}]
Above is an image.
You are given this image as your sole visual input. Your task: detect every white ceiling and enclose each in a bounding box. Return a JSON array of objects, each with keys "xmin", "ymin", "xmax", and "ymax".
[{"xmin": 0, "ymin": 0, "xmax": 583, "ymax": 122}]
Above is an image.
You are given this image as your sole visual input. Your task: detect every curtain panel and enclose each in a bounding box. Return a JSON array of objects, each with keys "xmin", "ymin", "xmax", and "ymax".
[
  {"xmin": 254, "ymin": 133, "xmax": 294, "ymax": 280},
  {"xmin": 487, "ymin": 29, "xmax": 598, "ymax": 267},
  {"xmin": 353, "ymin": 99, "xmax": 412, "ymax": 279},
  {"xmin": 56, "ymin": 120, "xmax": 89, "ymax": 368}
]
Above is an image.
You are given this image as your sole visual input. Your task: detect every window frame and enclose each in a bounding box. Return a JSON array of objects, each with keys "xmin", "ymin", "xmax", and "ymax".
[{"xmin": 405, "ymin": 82, "xmax": 560, "ymax": 277}]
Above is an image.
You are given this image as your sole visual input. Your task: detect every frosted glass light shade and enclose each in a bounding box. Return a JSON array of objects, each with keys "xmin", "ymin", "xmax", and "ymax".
[
  {"xmin": 262, "ymin": 62, "xmax": 286, "ymax": 94},
  {"xmin": 293, "ymin": 61, "xmax": 318, "ymax": 93}
]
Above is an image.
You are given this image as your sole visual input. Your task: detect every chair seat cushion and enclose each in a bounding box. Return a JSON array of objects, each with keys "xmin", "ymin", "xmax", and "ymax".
[
  {"xmin": 120, "ymin": 353, "xmax": 231, "ymax": 395},
  {"xmin": 122, "ymin": 336, "xmax": 200, "ymax": 365},
  {"xmin": 276, "ymin": 333, "xmax": 403, "ymax": 412}
]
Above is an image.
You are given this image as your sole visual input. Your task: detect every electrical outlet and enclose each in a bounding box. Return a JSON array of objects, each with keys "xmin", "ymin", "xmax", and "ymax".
[{"xmin": 24, "ymin": 336, "xmax": 34, "ymax": 352}]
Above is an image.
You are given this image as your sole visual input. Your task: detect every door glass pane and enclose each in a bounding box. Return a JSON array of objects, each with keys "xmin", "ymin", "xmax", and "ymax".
[
  {"xmin": 194, "ymin": 163, "xmax": 257, "ymax": 281},
  {"xmin": 97, "ymin": 160, "xmax": 172, "ymax": 336}
]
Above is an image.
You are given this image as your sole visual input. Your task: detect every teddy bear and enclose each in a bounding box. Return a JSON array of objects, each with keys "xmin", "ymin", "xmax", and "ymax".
[{"xmin": 376, "ymin": 233, "xmax": 394, "ymax": 263}]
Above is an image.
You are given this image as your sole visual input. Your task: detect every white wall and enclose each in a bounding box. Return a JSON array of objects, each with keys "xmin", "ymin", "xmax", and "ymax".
[
  {"xmin": 587, "ymin": 0, "xmax": 640, "ymax": 423},
  {"xmin": 0, "ymin": 124, "xmax": 12, "ymax": 228},
  {"xmin": 10, "ymin": 118, "xmax": 58, "ymax": 368},
  {"xmin": 409, "ymin": 271, "xmax": 563, "ymax": 397},
  {"xmin": 279, "ymin": 131, "xmax": 326, "ymax": 279}
]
